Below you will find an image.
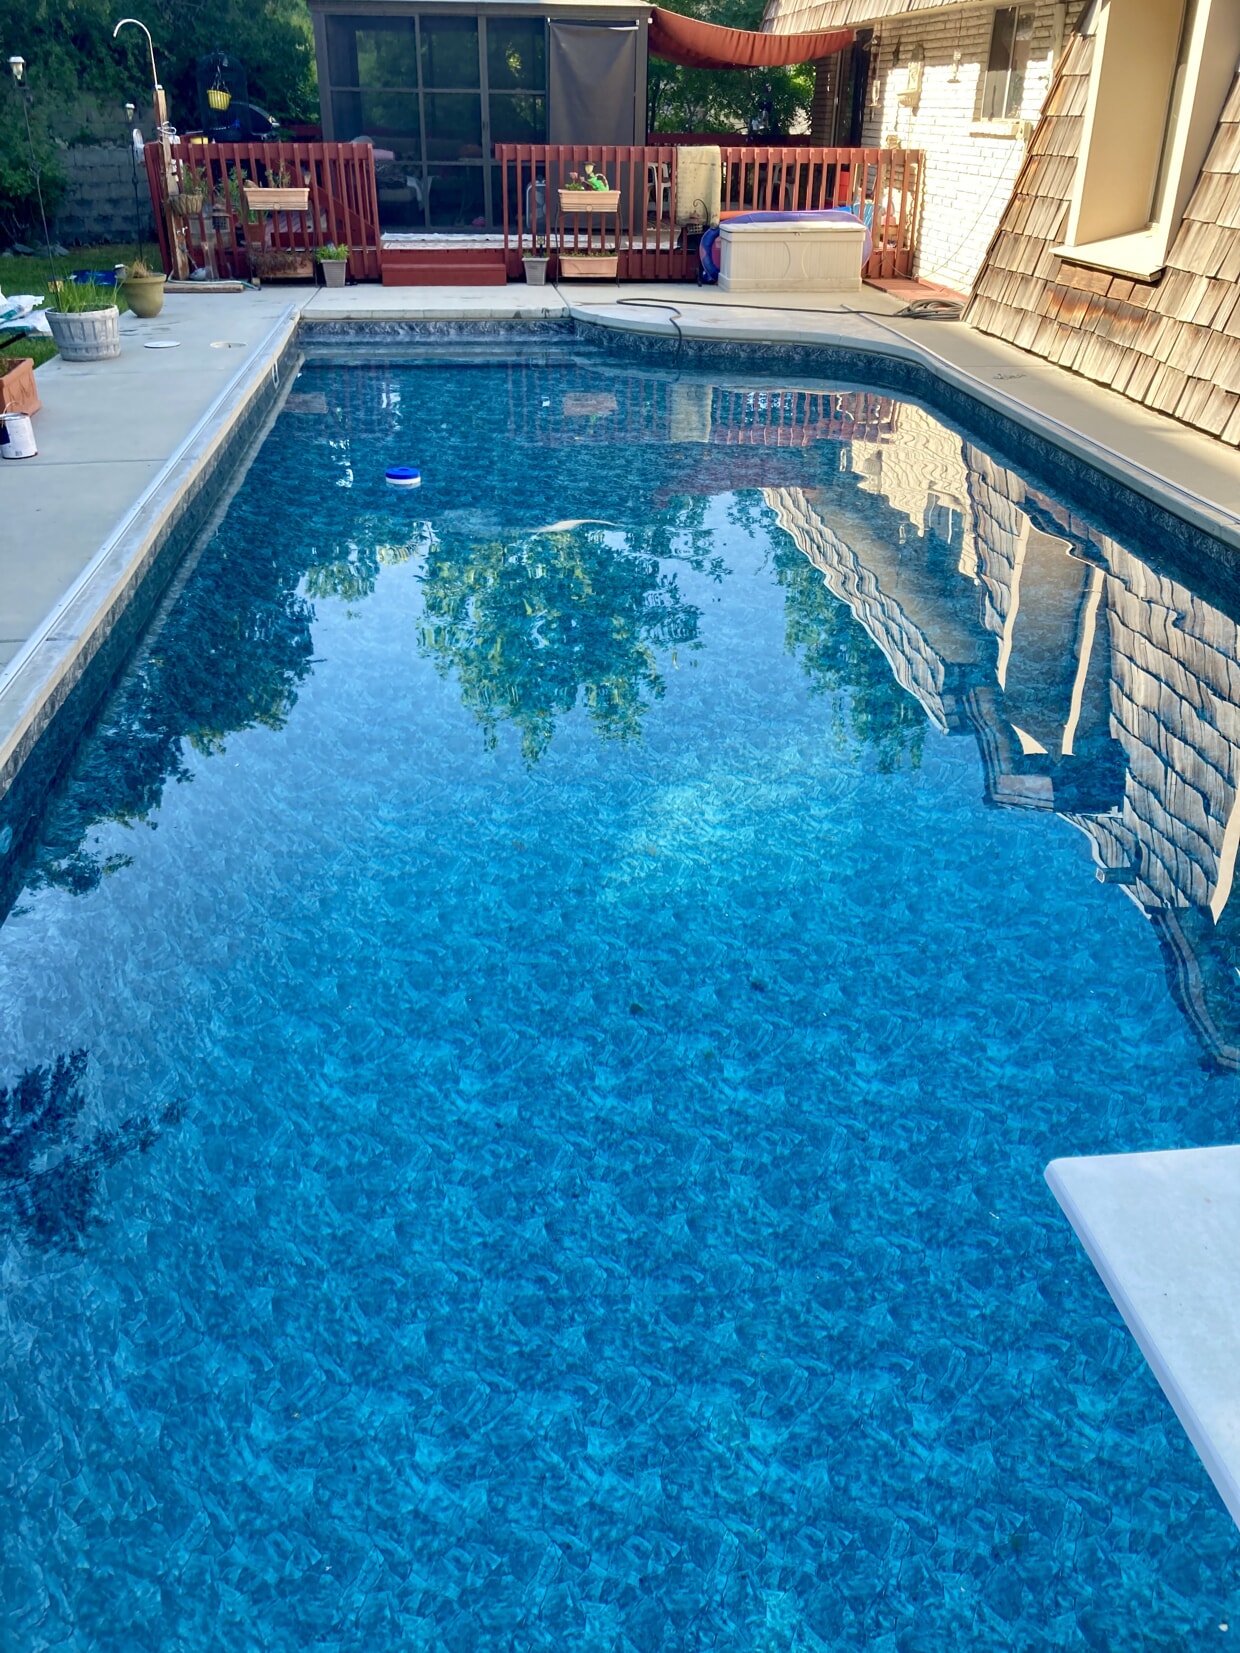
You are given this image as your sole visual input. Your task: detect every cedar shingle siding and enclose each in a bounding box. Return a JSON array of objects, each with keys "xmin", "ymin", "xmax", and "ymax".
[{"xmin": 967, "ymin": 31, "xmax": 1240, "ymax": 447}]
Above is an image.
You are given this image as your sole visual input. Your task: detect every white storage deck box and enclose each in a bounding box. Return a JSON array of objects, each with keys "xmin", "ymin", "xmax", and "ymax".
[{"xmin": 717, "ymin": 219, "xmax": 866, "ymax": 294}]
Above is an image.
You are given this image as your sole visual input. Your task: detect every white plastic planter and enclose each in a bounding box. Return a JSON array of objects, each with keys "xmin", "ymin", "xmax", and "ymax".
[
  {"xmin": 320, "ymin": 259, "xmax": 348, "ymax": 288},
  {"xmin": 45, "ymin": 306, "xmax": 122, "ymax": 362}
]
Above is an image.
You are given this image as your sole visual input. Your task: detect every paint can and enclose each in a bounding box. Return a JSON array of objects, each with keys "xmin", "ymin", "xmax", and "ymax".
[{"xmin": 0, "ymin": 412, "xmax": 37, "ymax": 459}]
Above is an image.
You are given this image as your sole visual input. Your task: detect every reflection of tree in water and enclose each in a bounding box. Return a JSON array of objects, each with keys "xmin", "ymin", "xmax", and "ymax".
[
  {"xmin": 775, "ymin": 544, "xmax": 926, "ymax": 772},
  {"xmin": 24, "ymin": 485, "xmax": 423, "ymax": 900},
  {"xmin": 418, "ymin": 528, "xmax": 704, "ymax": 764},
  {"xmin": 26, "ymin": 534, "xmax": 319, "ymax": 898},
  {"xmin": 302, "ymin": 531, "xmax": 420, "ymax": 605},
  {"xmin": 0, "ymin": 1052, "xmax": 182, "ymax": 1251}
]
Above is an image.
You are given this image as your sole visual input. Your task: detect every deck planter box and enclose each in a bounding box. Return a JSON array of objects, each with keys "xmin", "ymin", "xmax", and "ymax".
[
  {"xmin": 45, "ymin": 306, "xmax": 121, "ymax": 362},
  {"xmin": 558, "ymin": 189, "xmax": 620, "ymax": 215},
  {"xmin": 0, "ymin": 356, "xmax": 41, "ymax": 415},
  {"xmin": 558, "ymin": 253, "xmax": 619, "ymax": 279},
  {"xmin": 243, "ymin": 186, "xmax": 310, "ymax": 213},
  {"xmin": 249, "ymin": 248, "xmax": 315, "ymax": 281}
]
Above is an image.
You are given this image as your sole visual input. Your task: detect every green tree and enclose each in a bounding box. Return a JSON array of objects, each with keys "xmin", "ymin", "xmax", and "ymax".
[
  {"xmin": 0, "ymin": 0, "xmax": 316, "ymax": 235},
  {"xmin": 647, "ymin": 0, "xmax": 815, "ymax": 136},
  {"xmin": 0, "ymin": 92, "xmax": 64, "ymax": 243}
]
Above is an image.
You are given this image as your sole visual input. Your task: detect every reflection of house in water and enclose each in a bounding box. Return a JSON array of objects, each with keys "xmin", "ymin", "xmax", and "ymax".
[{"xmin": 764, "ymin": 404, "xmax": 1240, "ymax": 1070}]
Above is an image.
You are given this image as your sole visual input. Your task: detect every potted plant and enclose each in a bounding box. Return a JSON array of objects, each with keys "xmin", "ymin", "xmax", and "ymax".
[
  {"xmin": 243, "ymin": 164, "xmax": 311, "ymax": 215},
  {"xmin": 558, "ymin": 165, "xmax": 621, "ymax": 215},
  {"xmin": 522, "ymin": 241, "xmax": 551, "ymax": 286},
  {"xmin": 44, "ymin": 280, "xmax": 121, "ymax": 362},
  {"xmin": 118, "ymin": 258, "xmax": 166, "ymax": 318},
  {"xmin": 170, "ymin": 161, "xmax": 208, "ymax": 216},
  {"xmin": 316, "ymin": 244, "xmax": 349, "ymax": 287}
]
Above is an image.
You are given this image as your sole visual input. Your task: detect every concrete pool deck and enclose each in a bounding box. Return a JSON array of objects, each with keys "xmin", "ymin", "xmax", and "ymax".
[{"xmin": 5, "ymin": 276, "xmax": 1240, "ymax": 1529}]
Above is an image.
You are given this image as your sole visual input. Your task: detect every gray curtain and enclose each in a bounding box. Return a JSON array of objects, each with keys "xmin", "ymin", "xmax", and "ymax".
[{"xmin": 548, "ymin": 23, "xmax": 640, "ymax": 145}]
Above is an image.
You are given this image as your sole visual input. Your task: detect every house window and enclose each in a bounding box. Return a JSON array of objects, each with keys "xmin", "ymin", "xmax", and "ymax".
[{"xmin": 981, "ymin": 6, "xmax": 1033, "ymax": 121}]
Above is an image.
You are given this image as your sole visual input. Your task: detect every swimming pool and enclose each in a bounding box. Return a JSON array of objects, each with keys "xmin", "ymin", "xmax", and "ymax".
[{"xmin": 2, "ymin": 351, "xmax": 1239, "ymax": 1649}]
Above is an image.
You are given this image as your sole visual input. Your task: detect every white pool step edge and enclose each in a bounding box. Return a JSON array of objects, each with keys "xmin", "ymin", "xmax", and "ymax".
[{"xmin": 1047, "ymin": 1145, "xmax": 1240, "ymax": 1530}]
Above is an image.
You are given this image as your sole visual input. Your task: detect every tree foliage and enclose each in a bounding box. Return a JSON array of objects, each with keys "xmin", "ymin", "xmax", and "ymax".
[
  {"xmin": 647, "ymin": 0, "xmax": 814, "ymax": 136},
  {"xmin": 0, "ymin": 0, "xmax": 315, "ymax": 236}
]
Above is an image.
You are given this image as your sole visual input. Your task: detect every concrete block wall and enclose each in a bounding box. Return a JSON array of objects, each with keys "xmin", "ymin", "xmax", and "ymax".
[
  {"xmin": 54, "ymin": 144, "xmax": 155, "ymax": 247},
  {"xmin": 861, "ymin": 2, "xmax": 1082, "ymax": 292}
]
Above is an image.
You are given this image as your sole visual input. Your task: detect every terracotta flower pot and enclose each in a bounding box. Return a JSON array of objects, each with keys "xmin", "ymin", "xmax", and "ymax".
[
  {"xmin": 243, "ymin": 186, "xmax": 310, "ymax": 213},
  {"xmin": 558, "ymin": 189, "xmax": 621, "ymax": 215},
  {"xmin": 557, "ymin": 253, "xmax": 619, "ymax": 279},
  {"xmin": 0, "ymin": 356, "xmax": 41, "ymax": 415}
]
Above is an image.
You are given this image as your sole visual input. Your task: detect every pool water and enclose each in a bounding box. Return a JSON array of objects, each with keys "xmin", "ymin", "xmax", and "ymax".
[{"xmin": 2, "ymin": 355, "xmax": 1240, "ymax": 1650}]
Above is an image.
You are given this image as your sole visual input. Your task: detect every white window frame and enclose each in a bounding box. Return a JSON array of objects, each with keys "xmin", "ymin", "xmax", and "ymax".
[
  {"xmin": 981, "ymin": 5, "xmax": 1035, "ymax": 122},
  {"xmin": 1055, "ymin": 0, "xmax": 1240, "ymax": 280}
]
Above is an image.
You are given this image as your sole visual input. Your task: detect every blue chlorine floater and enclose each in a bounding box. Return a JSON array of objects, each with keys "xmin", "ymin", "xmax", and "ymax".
[{"xmin": 386, "ymin": 466, "xmax": 421, "ymax": 489}]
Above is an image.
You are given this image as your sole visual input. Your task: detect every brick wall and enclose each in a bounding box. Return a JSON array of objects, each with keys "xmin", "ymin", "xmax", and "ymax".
[
  {"xmin": 859, "ymin": 2, "xmax": 1078, "ymax": 291},
  {"xmin": 54, "ymin": 144, "xmax": 156, "ymax": 248}
]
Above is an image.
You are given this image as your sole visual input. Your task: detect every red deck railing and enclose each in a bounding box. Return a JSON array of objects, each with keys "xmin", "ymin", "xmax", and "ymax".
[
  {"xmin": 145, "ymin": 140, "xmax": 382, "ymax": 283},
  {"xmin": 496, "ymin": 144, "xmax": 696, "ymax": 280},
  {"xmin": 496, "ymin": 143, "xmax": 922, "ymax": 281}
]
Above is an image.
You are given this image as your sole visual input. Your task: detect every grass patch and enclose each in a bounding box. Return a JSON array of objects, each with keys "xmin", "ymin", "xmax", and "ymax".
[{"xmin": 1, "ymin": 242, "xmax": 165, "ymax": 368}]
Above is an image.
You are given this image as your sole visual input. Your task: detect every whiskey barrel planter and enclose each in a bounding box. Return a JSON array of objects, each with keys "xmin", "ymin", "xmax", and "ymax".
[{"xmin": 44, "ymin": 306, "xmax": 121, "ymax": 362}]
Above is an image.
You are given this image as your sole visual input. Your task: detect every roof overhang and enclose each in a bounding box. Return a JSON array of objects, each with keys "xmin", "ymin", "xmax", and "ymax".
[{"xmin": 762, "ymin": 0, "xmax": 964, "ymax": 36}]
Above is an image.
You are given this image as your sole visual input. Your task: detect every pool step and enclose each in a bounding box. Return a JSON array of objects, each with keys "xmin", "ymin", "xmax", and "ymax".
[{"xmin": 381, "ymin": 247, "xmax": 508, "ymax": 286}]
